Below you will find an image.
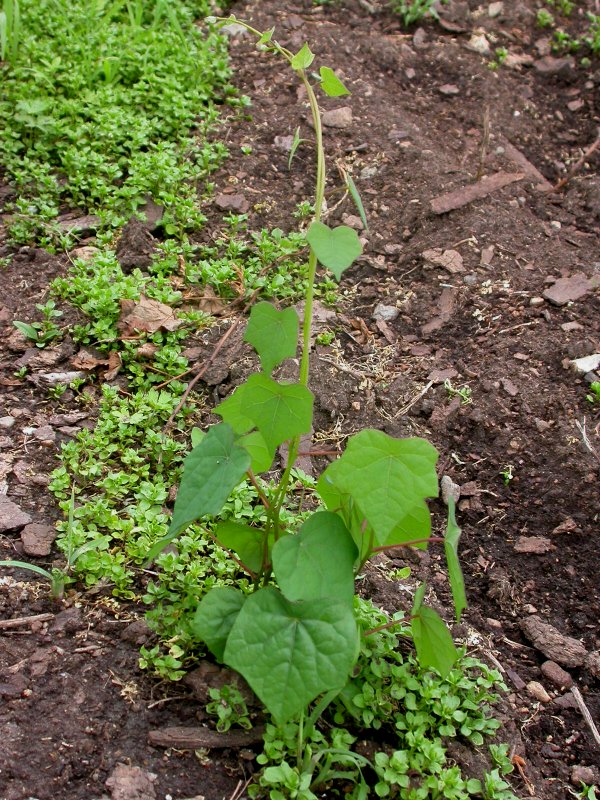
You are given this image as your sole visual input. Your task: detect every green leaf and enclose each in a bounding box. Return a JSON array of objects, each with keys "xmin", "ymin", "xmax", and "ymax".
[
  {"xmin": 214, "ymin": 520, "xmax": 266, "ymax": 574},
  {"xmin": 190, "ymin": 427, "xmax": 205, "ymax": 447},
  {"xmin": 216, "ymin": 374, "xmax": 313, "ymax": 453},
  {"xmin": 0, "ymin": 560, "xmax": 53, "ymax": 580},
  {"xmin": 147, "ymin": 424, "xmax": 250, "ymax": 561},
  {"xmin": 317, "ymin": 430, "xmax": 438, "ymax": 547},
  {"xmin": 224, "ymin": 586, "xmax": 358, "ymax": 725},
  {"xmin": 444, "ymin": 497, "xmax": 467, "ymax": 622},
  {"xmin": 239, "ymin": 430, "xmax": 275, "ymax": 474},
  {"xmin": 258, "ymin": 27, "xmax": 275, "ymax": 45},
  {"xmin": 13, "ymin": 321, "xmax": 39, "ymax": 341},
  {"xmin": 412, "ymin": 604, "xmax": 458, "ymax": 677},
  {"xmin": 272, "ymin": 511, "xmax": 357, "ymax": 604},
  {"xmin": 244, "ymin": 302, "xmax": 299, "ymax": 375},
  {"xmin": 411, "ymin": 581, "xmax": 427, "ymax": 616},
  {"xmin": 346, "ymin": 174, "xmax": 368, "ymax": 231},
  {"xmin": 191, "ymin": 586, "xmax": 246, "ymax": 661},
  {"xmin": 291, "ymin": 43, "xmax": 314, "ymax": 71},
  {"xmin": 288, "ymin": 126, "xmax": 304, "ymax": 169},
  {"xmin": 306, "ymin": 222, "xmax": 362, "ymax": 280},
  {"xmin": 319, "ymin": 66, "xmax": 350, "ymax": 97}
]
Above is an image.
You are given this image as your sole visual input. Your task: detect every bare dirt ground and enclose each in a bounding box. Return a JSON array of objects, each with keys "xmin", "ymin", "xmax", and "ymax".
[{"xmin": 0, "ymin": 0, "xmax": 599, "ymax": 798}]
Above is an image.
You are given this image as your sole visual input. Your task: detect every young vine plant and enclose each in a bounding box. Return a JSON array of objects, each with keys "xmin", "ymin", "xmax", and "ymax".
[{"xmin": 150, "ymin": 14, "xmax": 467, "ymax": 729}]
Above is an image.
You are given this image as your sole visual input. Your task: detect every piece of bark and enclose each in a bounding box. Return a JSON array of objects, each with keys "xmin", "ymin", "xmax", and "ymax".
[
  {"xmin": 520, "ymin": 616, "xmax": 587, "ymax": 668},
  {"xmin": 148, "ymin": 725, "xmax": 264, "ymax": 749},
  {"xmin": 430, "ymin": 172, "xmax": 525, "ymax": 214}
]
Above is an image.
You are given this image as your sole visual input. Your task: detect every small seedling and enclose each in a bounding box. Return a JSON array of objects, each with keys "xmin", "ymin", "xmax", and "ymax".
[
  {"xmin": 444, "ymin": 378, "xmax": 472, "ymax": 405},
  {"xmin": 315, "ymin": 329, "xmax": 336, "ymax": 346},
  {"xmin": 389, "ymin": 0, "xmax": 440, "ymax": 27},
  {"xmin": 586, "ymin": 381, "xmax": 600, "ymax": 404},
  {"xmin": 13, "ymin": 300, "xmax": 63, "ymax": 348},
  {"xmin": 500, "ymin": 464, "xmax": 514, "ymax": 485},
  {"xmin": 537, "ymin": 9, "xmax": 555, "ymax": 27},
  {"xmin": 47, "ymin": 384, "xmax": 68, "ymax": 400},
  {"xmin": 488, "ymin": 46, "xmax": 509, "ymax": 69},
  {"xmin": 569, "ymin": 784, "xmax": 598, "ymax": 800}
]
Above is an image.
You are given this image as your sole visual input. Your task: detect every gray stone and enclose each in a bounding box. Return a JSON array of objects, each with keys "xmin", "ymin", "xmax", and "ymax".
[
  {"xmin": 322, "ymin": 107, "xmax": 353, "ymax": 129},
  {"xmin": 571, "ymin": 353, "xmax": 600, "ymax": 374},
  {"xmin": 0, "ymin": 496, "xmax": 32, "ymax": 533},
  {"xmin": 372, "ymin": 304, "xmax": 399, "ymax": 322},
  {"xmin": 0, "ymin": 416, "xmax": 15, "ymax": 429}
]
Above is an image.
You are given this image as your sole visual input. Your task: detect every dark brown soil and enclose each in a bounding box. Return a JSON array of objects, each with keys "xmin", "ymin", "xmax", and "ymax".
[{"xmin": 1, "ymin": 1, "xmax": 599, "ymax": 799}]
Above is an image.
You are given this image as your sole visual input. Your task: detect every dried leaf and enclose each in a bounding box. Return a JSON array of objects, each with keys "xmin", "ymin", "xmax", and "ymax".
[{"xmin": 118, "ymin": 294, "xmax": 182, "ymax": 337}]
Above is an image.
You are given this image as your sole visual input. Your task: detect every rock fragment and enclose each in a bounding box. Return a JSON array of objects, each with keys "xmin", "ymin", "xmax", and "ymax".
[
  {"xmin": 527, "ymin": 681, "xmax": 551, "ymax": 703},
  {"xmin": 543, "ymin": 273, "xmax": 593, "ymax": 306},
  {"xmin": 520, "ymin": 616, "xmax": 587, "ymax": 667},
  {"xmin": 541, "ymin": 660, "xmax": 573, "ymax": 689},
  {"xmin": 214, "ymin": 193, "xmax": 249, "ymax": 213},
  {"xmin": 105, "ymin": 764, "xmax": 157, "ymax": 800},
  {"xmin": 571, "ymin": 353, "xmax": 600, "ymax": 374},
  {"xmin": 514, "ymin": 536, "xmax": 553, "ymax": 554},
  {"xmin": 0, "ymin": 496, "xmax": 33, "ymax": 533},
  {"xmin": 372, "ymin": 304, "xmax": 399, "ymax": 322},
  {"xmin": 21, "ymin": 523, "xmax": 57, "ymax": 557},
  {"xmin": 422, "ymin": 247, "xmax": 464, "ymax": 273},
  {"xmin": 586, "ymin": 650, "xmax": 600, "ymax": 678},
  {"xmin": 571, "ymin": 765, "xmax": 598, "ymax": 787},
  {"xmin": 322, "ymin": 107, "xmax": 353, "ymax": 128}
]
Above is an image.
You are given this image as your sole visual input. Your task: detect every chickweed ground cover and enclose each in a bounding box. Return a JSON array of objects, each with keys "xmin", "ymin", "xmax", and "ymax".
[
  {"xmin": 0, "ymin": 0, "xmax": 233, "ymax": 247},
  {"xmin": 2, "ymin": 3, "xmax": 520, "ymax": 797}
]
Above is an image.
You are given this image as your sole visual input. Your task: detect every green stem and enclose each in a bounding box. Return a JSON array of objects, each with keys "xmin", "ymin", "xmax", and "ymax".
[{"xmin": 268, "ymin": 73, "xmax": 325, "ymax": 520}]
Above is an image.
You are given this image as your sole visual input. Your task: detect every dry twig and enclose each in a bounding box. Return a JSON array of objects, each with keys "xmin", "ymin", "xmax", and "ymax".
[{"xmin": 550, "ymin": 128, "xmax": 600, "ymax": 192}]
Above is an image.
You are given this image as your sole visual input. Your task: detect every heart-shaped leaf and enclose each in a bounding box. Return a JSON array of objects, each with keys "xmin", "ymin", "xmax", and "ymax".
[
  {"xmin": 291, "ymin": 43, "xmax": 314, "ymax": 71},
  {"xmin": 216, "ymin": 374, "xmax": 313, "ymax": 453},
  {"xmin": 317, "ymin": 430, "xmax": 438, "ymax": 547},
  {"xmin": 307, "ymin": 222, "xmax": 362, "ymax": 280},
  {"xmin": 239, "ymin": 430, "xmax": 275, "ymax": 475},
  {"xmin": 214, "ymin": 520, "xmax": 267, "ymax": 575},
  {"xmin": 272, "ymin": 511, "xmax": 357, "ymax": 603},
  {"xmin": 147, "ymin": 424, "xmax": 250, "ymax": 561},
  {"xmin": 192, "ymin": 586, "xmax": 246, "ymax": 661},
  {"xmin": 224, "ymin": 586, "xmax": 358, "ymax": 724},
  {"xmin": 319, "ymin": 66, "xmax": 350, "ymax": 97},
  {"xmin": 244, "ymin": 302, "xmax": 299, "ymax": 375}
]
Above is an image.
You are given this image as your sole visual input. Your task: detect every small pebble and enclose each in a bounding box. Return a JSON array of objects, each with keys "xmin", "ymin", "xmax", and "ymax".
[
  {"xmin": 529, "ymin": 296, "xmax": 544, "ymax": 307},
  {"xmin": 527, "ymin": 681, "xmax": 551, "ymax": 703},
  {"xmin": 571, "ymin": 765, "xmax": 597, "ymax": 787},
  {"xmin": 0, "ymin": 416, "xmax": 16, "ymax": 429},
  {"xmin": 541, "ymin": 660, "xmax": 573, "ymax": 689}
]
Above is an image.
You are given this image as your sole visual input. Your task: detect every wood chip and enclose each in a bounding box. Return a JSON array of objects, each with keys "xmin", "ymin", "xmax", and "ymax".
[
  {"xmin": 148, "ymin": 726, "xmax": 265, "ymax": 749},
  {"xmin": 430, "ymin": 172, "xmax": 525, "ymax": 214}
]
